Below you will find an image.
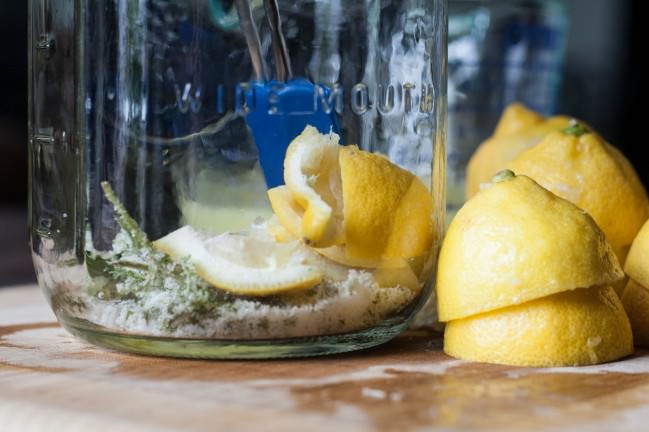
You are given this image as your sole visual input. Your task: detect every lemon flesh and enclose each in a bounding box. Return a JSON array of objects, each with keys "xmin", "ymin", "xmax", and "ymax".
[
  {"xmin": 283, "ymin": 125, "xmax": 343, "ymax": 247},
  {"xmin": 153, "ymin": 226, "xmax": 322, "ymax": 296},
  {"xmin": 445, "ymin": 285, "xmax": 633, "ymax": 367},
  {"xmin": 624, "ymin": 219, "xmax": 649, "ymax": 290},
  {"xmin": 340, "ymin": 146, "xmax": 434, "ymax": 262},
  {"xmin": 508, "ymin": 130, "xmax": 649, "ymax": 257},
  {"xmin": 437, "ymin": 174, "xmax": 623, "ymax": 322}
]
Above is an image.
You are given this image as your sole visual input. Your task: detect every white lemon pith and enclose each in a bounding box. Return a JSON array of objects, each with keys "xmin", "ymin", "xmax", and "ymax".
[
  {"xmin": 283, "ymin": 126, "xmax": 344, "ymax": 247},
  {"xmin": 153, "ymin": 225, "xmax": 322, "ymax": 296}
]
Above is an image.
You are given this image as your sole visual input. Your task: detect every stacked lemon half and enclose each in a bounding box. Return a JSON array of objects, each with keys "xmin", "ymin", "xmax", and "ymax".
[{"xmin": 438, "ymin": 171, "xmax": 633, "ymax": 367}]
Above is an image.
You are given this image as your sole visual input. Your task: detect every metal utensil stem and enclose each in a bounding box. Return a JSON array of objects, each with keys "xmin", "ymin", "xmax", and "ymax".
[
  {"xmin": 263, "ymin": 0, "xmax": 292, "ymax": 81},
  {"xmin": 235, "ymin": 0, "xmax": 268, "ymax": 80}
]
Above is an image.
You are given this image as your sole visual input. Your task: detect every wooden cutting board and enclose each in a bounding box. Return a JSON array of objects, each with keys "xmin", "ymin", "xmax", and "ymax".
[{"xmin": 2, "ymin": 284, "xmax": 649, "ymax": 432}]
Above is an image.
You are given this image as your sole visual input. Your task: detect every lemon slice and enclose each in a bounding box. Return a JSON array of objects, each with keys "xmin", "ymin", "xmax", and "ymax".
[
  {"xmin": 153, "ymin": 226, "xmax": 322, "ymax": 296},
  {"xmin": 444, "ymin": 285, "xmax": 633, "ymax": 367},
  {"xmin": 283, "ymin": 126, "xmax": 344, "ymax": 247}
]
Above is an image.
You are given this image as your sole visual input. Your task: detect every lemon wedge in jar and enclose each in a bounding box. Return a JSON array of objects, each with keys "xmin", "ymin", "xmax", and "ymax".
[
  {"xmin": 267, "ymin": 126, "xmax": 436, "ymax": 295},
  {"xmin": 339, "ymin": 146, "xmax": 434, "ymax": 263},
  {"xmin": 273, "ymin": 137, "xmax": 436, "ymax": 262},
  {"xmin": 153, "ymin": 226, "xmax": 322, "ymax": 296},
  {"xmin": 277, "ymin": 129, "xmax": 435, "ymax": 263}
]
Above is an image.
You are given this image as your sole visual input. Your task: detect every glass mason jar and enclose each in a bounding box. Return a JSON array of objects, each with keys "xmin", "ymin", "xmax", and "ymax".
[{"xmin": 28, "ymin": 0, "xmax": 447, "ymax": 358}]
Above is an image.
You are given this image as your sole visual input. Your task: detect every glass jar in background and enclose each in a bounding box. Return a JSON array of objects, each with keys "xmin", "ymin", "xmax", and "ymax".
[
  {"xmin": 447, "ymin": 0, "xmax": 567, "ymax": 218},
  {"xmin": 29, "ymin": 0, "xmax": 447, "ymax": 358}
]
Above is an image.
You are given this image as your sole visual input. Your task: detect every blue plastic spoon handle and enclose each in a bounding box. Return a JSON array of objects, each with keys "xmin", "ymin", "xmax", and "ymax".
[{"xmin": 243, "ymin": 79, "xmax": 341, "ymax": 188}]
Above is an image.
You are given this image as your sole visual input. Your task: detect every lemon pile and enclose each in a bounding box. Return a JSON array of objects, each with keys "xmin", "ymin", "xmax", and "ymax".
[{"xmin": 438, "ymin": 171, "xmax": 633, "ymax": 366}]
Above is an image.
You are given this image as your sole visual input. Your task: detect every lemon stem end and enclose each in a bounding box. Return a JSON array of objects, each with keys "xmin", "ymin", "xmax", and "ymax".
[
  {"xmin": 492, "ymin": 169, "xmax": 516, "ymax": 183},
  {"xmin": 563, "ymin": 120, "xmax": 590, "ymax": 137}
]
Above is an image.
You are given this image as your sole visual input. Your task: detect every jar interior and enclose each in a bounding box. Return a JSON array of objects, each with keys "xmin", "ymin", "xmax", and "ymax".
[{"xmin": 29, "ymin": 0, "xmax": 447, "ymax": 358}]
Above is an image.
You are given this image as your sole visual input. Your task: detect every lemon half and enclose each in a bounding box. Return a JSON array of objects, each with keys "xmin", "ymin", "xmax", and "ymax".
[
  {"xmin": 508, "ymin": 129, "xmax": 649, "ymax": 257},
  {"xmin": 445, "ymin": 285, "xmax": 633, "ymax": 367},
  {"xmin": 437, "ymin": 173, "xmax": 623, "ymax": 322}
]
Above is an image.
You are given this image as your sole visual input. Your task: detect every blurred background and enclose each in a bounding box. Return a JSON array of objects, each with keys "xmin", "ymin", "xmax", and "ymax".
[{"xmin": 0, "ymin": 0, "xmax": 646, "ymax": 286}]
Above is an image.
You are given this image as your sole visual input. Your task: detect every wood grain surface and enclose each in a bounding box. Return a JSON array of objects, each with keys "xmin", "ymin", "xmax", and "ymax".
[{"xmin": 2, "ymin": 285, "xmax": 649, "ymax": 431}]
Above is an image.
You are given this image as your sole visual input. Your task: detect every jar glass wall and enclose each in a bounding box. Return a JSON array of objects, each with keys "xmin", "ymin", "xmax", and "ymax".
[{"xmin": 28, "ymin": 0, "xmax": 447, "ymax": 358}]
